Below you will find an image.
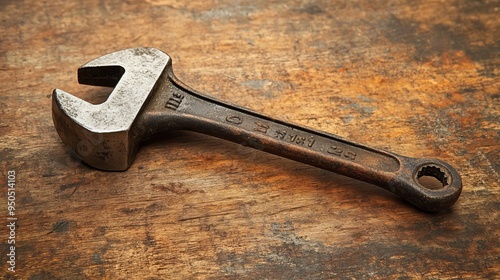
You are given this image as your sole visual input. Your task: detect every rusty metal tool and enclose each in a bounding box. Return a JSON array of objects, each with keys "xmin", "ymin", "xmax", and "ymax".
[{"xmin": 52, "ymin": 47, "xmax": 462, "ymax": 212}]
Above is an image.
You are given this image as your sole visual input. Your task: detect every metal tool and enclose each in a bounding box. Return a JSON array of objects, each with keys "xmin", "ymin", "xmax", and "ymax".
[{"xmin": 52, "ymin": 47, "xmax": 462, "ymax": 212}]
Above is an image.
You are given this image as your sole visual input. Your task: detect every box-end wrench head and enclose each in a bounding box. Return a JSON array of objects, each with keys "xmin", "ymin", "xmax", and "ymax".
[{"xmin": 52, "ymin": 47, "xmax": 462, "ymax": 212}]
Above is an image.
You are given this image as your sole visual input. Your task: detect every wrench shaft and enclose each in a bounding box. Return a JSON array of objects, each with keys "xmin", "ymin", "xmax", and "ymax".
[{"xmin": 139, "ymin": 71, "xmax": 462, "ymax": 212}]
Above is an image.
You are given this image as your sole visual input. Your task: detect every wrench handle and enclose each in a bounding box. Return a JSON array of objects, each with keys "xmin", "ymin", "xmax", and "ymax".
[{"xmin": 147, "ymin": 73, "xmax": 462, "ymax": 212}]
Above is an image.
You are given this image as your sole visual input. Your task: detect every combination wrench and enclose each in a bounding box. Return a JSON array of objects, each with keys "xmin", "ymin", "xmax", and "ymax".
[{"xmin": 52, "ymin": 48, "xmax": 462, "ymax": 212}]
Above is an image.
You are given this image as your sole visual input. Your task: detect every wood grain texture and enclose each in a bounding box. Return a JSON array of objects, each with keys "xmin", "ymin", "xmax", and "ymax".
[{"xmin": 0, "ymin": 0, "xmax": 498, "ymax": 279}]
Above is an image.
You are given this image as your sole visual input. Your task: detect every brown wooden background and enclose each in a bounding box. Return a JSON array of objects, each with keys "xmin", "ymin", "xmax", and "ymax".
[{"xmin": 1, "ymin": 0, "xmax": 498, "ymax": 279}]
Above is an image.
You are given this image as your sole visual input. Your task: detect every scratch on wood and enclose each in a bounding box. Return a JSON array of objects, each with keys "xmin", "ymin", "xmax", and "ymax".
[
  {"xmin": 47, "ymin": 220, "xmax": 70, "ymax": 234},
  {"xmin": 178, "ymin": 211, "xmax": 237, "ymax": 222}
]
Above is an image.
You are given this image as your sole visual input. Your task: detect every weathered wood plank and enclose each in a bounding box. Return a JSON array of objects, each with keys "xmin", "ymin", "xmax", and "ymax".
[{"xmin": 0, "ymin": 0, "xmax": 498, "ymax": 278}]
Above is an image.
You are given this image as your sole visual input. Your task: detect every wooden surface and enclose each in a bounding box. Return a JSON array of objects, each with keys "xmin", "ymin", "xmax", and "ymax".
[{"xmin": 1, "ymin": 0, "xmax": 499, "ymax": 279}]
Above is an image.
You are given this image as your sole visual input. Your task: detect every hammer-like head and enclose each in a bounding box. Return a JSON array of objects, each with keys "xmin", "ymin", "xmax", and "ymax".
[{"xmin": 52, "ymin": 47, "xmax": 170, "ymax": 171}]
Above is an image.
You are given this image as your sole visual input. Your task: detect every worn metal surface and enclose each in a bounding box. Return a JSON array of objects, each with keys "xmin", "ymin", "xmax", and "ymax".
[
  {"xmin": 52, "ymin": 48, "xmax": 170, "ymax": 170},
  {"xmin": 53, "ymin": 47, "xmax": 462, "ymax": 212}
]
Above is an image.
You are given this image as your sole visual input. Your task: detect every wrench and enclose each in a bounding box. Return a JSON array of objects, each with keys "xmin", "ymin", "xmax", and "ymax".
[{"xmin": 52, "ymin": 48, "xmax": 462, "ymax": 212}]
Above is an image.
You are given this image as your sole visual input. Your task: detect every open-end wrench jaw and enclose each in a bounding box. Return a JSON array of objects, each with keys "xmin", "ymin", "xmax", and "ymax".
[{"xmin": 52, "ymin": 47, "xmax": 171, "ymax": 171}]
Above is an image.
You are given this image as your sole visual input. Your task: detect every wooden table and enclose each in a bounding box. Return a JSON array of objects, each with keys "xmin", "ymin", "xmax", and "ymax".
[{"xmin": 1, "ymin": 0, "xmax": 498, "ymax": 278}]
